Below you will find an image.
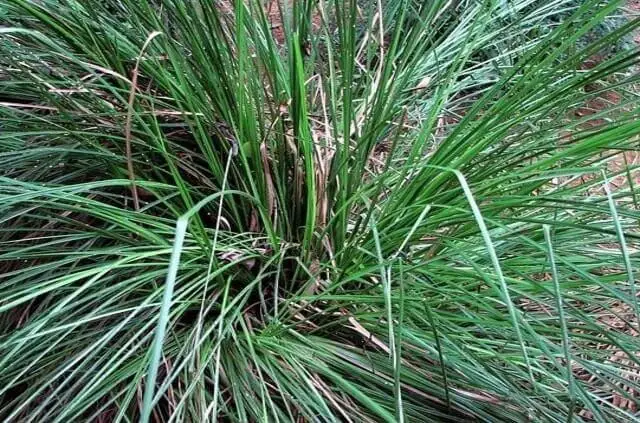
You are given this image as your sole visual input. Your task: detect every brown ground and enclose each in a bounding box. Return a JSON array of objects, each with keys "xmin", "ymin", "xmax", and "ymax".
[{"xmin": 576, "ymin": 4, "xmax": 640, "ymax": 417}]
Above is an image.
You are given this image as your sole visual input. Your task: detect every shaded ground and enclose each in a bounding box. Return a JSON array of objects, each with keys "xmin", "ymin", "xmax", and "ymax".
[{"xmin": 576, "ymin": 3, "xmax": 640, "ymax": 417}]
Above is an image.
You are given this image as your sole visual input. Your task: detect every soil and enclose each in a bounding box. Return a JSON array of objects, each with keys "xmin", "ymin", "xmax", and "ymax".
[{"xmin": 576, "ymin": 3, "xmax": 640, "ymax": 418}]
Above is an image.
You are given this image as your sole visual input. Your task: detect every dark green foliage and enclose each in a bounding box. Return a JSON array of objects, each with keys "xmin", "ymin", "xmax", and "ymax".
[{"xmin": 0, "ymin": 0, "xmax": 639, "ymax": 422}]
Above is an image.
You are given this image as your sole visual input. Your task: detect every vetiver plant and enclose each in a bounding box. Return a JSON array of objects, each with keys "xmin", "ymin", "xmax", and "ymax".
[{"xmin": 1, "ymin": 0, "xmax": 639, "ymax": 421}]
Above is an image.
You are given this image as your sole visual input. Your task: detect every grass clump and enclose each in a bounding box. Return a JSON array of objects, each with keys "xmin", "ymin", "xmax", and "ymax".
[{"xmin": 1, "ymin": 0, "xmax": 640, "ymax": 421}]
